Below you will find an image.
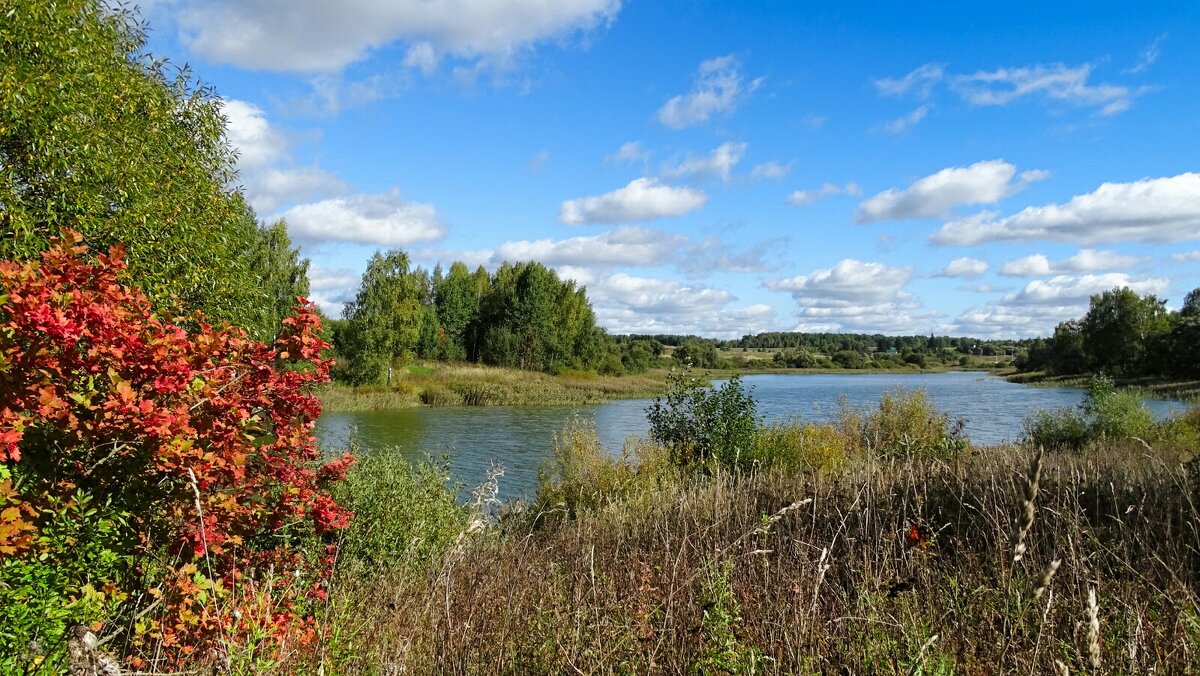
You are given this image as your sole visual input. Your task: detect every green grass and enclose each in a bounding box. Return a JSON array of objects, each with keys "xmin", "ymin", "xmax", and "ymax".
[{"xmin": 319, "ymin": 362, "xmax": 668, "ymax": 411}]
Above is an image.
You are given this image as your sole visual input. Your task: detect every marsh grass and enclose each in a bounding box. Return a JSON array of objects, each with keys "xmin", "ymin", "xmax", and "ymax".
[
  {"xmin": 320, "ymin": 363, "xmax": 666, "ymax": 411},
  {"xmin": 312, "ymin": 421, "xmax": 1200, "ymax": 673}
]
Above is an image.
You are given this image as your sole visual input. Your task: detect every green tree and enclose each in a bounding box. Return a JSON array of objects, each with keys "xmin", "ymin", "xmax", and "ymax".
[
  {"xmin": 1079, "ymin": 287, "xmax": 1170, "ymax": 375},
  {"xmin": 1169, "ymin": 288, "xmax": 1200, "ymax": 377},
  {"xmin": 245, "ymin": 219, "xmax": 311, "ymax": 339},
  {"xmin": 1, "ymin": 0, "xmax": 264, "ymax": 326},
  {"xmin": 434, "ymin": 262, "xmax": 479, "ymax": 361},
  {"xmin": 338, "ymin": 251, "xmax": 423, "ymax": 385}
]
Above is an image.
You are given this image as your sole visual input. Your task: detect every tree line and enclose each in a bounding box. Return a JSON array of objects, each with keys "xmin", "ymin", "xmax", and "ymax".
[
  {"xmin": 1017, "ymin": 287, "xmax": 1200, "ymax": 378},
  {"xmin": 329, "ymin": 253, "xmax": 616, "ymax": 385}
]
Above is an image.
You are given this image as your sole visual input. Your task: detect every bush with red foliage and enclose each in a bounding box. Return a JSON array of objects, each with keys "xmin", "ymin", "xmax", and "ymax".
[{"xmin": 0, "ymin": 232, "xmax": 352, "ymax": 668}]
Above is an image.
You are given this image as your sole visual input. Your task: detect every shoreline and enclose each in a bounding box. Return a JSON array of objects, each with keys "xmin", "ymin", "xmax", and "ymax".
[
  {"xmin": 1003, "ymin": 370, "xmax": 1200, "ymax": 400},
  {"xmin": 318, "ymin": 363, "xmax": 1005, "ymax": 412}
]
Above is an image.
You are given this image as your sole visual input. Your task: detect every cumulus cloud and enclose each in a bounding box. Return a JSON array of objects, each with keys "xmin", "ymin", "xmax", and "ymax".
[
  {"xmin": 455, "ymin": 227, "xmax": 778, "ymax": 279},
  {"xmin": 657, "ymin": 55, "xmax": 762, "ymax": 129},
  {"xmin": 786, "ymin": 182, "xmax": 861, "ymax": 206},
  {"xmin": 281, "ymin": 189, "xmax": 447, "ymax": 246},
  {"xmin": 856, "ymin": 160, "xmax": 1046, "ymax": 223},
  {"xmin": 999, "ymin": 254, "xmax": 1053, "ymax": 277},
  {"xmin": 307, "ymin": 266, "xmax": 361, "ymax": 317},
  {"xmin": 949, "ymin": 272, "xmax": 1170, "ymax": 337},
  {"xmin": 999, "ymin": 249, "xmax": 1144, "ymax": 277},
  {"xmin": 245, "ymin": 166, "xmax": 346, "ymax": 213},
  {"xmin": 874, "ymin": 63, "xmax": 945, "ymax": 98},
  {"xmin": 221, "ymin": 98, "xmax": 347, "ymax": 213},
  {"xmin": 765, "ymin": 259, "xmax": 935, "ymax": 333},
  {"xmin": 661, "ymin": 142, "xmax": 747, "ymax": 183},
  {"xmin": 559, "ymin": 178, "xmax": 707, "ymax": 225},
  {"xmin": 177, "ymin": 0, "xmax": 621, "ymax": 73},
  {"xmin": 882, "ymin": 104, "xmax": 931, "ymax": 134},
  {"xmin": 931, "ymin": 173, "xmax": 1200, "ymax": 246},
  {"xmin": 951, "ymin": 64, "xmax": 1138, "ymax": 116},
  {"xmin": 490, "ymin": 226, "xmax": 686, "ymax": 267},
  {"xmin": 938, "ymin": 257, "xmax": 989, "ymax": 279},
  {"xmin": 585, "ymin": 273, "xmax": 777, "ymax": 337},
  {"xmin": 222, "ymin": 99, "xmax": 287, "ymax": 169}
]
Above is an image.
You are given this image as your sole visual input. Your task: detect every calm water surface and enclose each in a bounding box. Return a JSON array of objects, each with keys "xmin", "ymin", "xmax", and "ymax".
[{"xmin": 315, "ymin": 371, "xmax": 1185, "ymax": 502}]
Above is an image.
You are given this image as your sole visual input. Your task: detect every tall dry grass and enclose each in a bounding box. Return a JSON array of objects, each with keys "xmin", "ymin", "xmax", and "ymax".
[{"xmin": 314, "ymin": 436, "xmax": 1200, "ymax": 673}]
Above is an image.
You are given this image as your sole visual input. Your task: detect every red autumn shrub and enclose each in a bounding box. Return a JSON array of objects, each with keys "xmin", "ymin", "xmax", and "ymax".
[{"xmin": 0, "ymin": 232, "xmax": 351, "ymax": 668}]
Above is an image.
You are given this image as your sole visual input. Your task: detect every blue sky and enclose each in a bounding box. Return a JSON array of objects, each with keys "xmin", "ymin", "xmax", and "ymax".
[{"xmin": 142, "ymin": 1, "xmax": 1200, "ymax": 338}]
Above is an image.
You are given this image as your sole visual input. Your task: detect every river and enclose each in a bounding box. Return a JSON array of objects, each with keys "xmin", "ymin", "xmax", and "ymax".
[{"xmin": 315, "ymin": 371, "xmax": 1186, "ymax": 502}]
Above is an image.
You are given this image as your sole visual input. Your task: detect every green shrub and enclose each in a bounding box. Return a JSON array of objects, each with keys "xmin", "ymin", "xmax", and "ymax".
[
  {"xmin": 753, "ymin": 422, "xmax": 849, "ymax": 473},
  {"xmin": 533, "ymin": 417, "xmax": 649, "ymax": 524},
  {"xmin": 838, "ymin": 388, "xmax": 966, "ymax": 459},
  {"xmin": 1083, "ymin": 375, "xmax": 1154, "ymax": 441},
  {"xmin": 646, "ymin": 369, "xmax": 760, "ymax": 471},
  {"xmin": 331, "ymin": 444, "xmax": 468, "ymax": 576},
  {"xmin": 1023, "ymin": 407, "xmax": 1090, "ymax": 452}
]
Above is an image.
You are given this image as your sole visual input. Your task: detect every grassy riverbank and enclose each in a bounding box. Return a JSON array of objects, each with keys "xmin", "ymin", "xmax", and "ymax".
[
  {"xmin": 1006, "ymin": 370, "xmax": 1200, "ymax": 400},
  {"xmin": 300, "ymin": 389, "xmax": 1200, "ymax": 674},
  {"xmin": 319, "ymin": 362, "xmax": 668, "ymax": 411},
  {"xmin": 320, "ymin": 362, "xmax": 1007, "ymax": 412}
]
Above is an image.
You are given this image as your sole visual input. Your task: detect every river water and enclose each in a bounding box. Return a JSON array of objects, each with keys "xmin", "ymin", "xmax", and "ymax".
[{"xmin": 315, "ymin": 371, "xmax": 1186, "ymax": 501}]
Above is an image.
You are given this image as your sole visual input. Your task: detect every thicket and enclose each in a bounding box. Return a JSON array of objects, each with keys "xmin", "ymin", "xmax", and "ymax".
[
  {"xmin": 1018, "ymin": 286, "xmax": 1200, "ymax": 379},
  {"xmin": 0, "ymin": 235, "xmax": 351, "ymax": 671}
]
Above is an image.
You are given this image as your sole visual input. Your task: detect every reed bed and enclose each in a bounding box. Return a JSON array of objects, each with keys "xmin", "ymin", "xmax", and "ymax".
[{"xmin": 320, "ymin": 363, "xmax": 666, "ymax": 411}]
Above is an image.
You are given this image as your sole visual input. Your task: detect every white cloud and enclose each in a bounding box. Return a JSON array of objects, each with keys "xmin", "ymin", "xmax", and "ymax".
[
  {"xmin": 766, "ymin": 259, "xmax": 910, "ymax": 303},
  {"xmin": 657, "ymin": 55, "xmax": 761, "ymax": 129},
  {"xmin": 951, "ymin": 64, "xmax": 1138, "ymax": 116},
  {"xmin": 222, "ymin": 99, "xmax": 287, "ymax": 169},
  {"xmin": 765, "ymin": 259, "xmax": 935, "ymax": 333},
  {"xmin": 799, "ymin": 113, "xmax": 827, "ymax": 129},
  {"xmin": 490, "ymin": 226, "xmax": 687, "ymax": 267},
  {"xmin": 661, "ymin": 142, "xmax": 747, "ymax": 183},
  {"xmin": 749, "ymin": 161, "xmax": 793, "ymax": 181},
  {"xmin": 882, "ymin": 104, "xmax": 931, "ymax": 134},
  {"xmin": 786, "ymin": 182, "xmax": 861, "ymax": 206},
  {"xmin": 607, "ymin": 141, "xmax": 649, "ymax": 165},
  {"xmin": 856, "ymin": 160, "xmax": 1046, "ymax": 223},
  {"xmin": 999, "ymin": 249, "xmax": 1144, "ymax": 277},
  {"xmin": 1000, "ymin": 254, "xmax": 1053, "ymax": 277},
  {"xmin": 1173, "ymin": 250, "xmax": 1200, "ymax": 263},
  {"xmin": 585, "ymin": 272, "xmax": 776, "ymax": 337},
  {"xmin": 526, "ymin": 149, "xmax": 550, "ymax": 172},
  {"xmin": 677, "ymin": 236, "xmax": 786, "ymax": 276},
  {"xmin": 938, "ymin": 257, "xmax": 989, "ymax": 279},
  {"xmin": 932, "ymin": 173, "xmax": 1200, "ymax": 246},
  {"xmin": 950, "ymin": 272, "xmax": 1171, "ymax": 337},
  {"xmin": 1125, "ymin": 34, "xmax": 1167, "ymax": 74},
  {"xmin": 874, "ymin": 63, "xmax": 945, "ymax": 98},
  {"xmin": 246, "ymin": 166, "xmax": 346, "ymax": 213},
  {"xmin": 282, "ymin": 189, "xmax": 447, "ymax": 246},
  {"xmin": 307, "ymin": 266, "xmax": 361, "ymax": 318},
  {"xmin": 221, "ymin": 98, "xmax": 349, "ymax": 213},
  {"xmin": 178, "ymin": 0, "xmax": 621, "ymax": 73},
  {"xmin": 559, "ymin": 177, "xmax": 707, "ymax": 225}
]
